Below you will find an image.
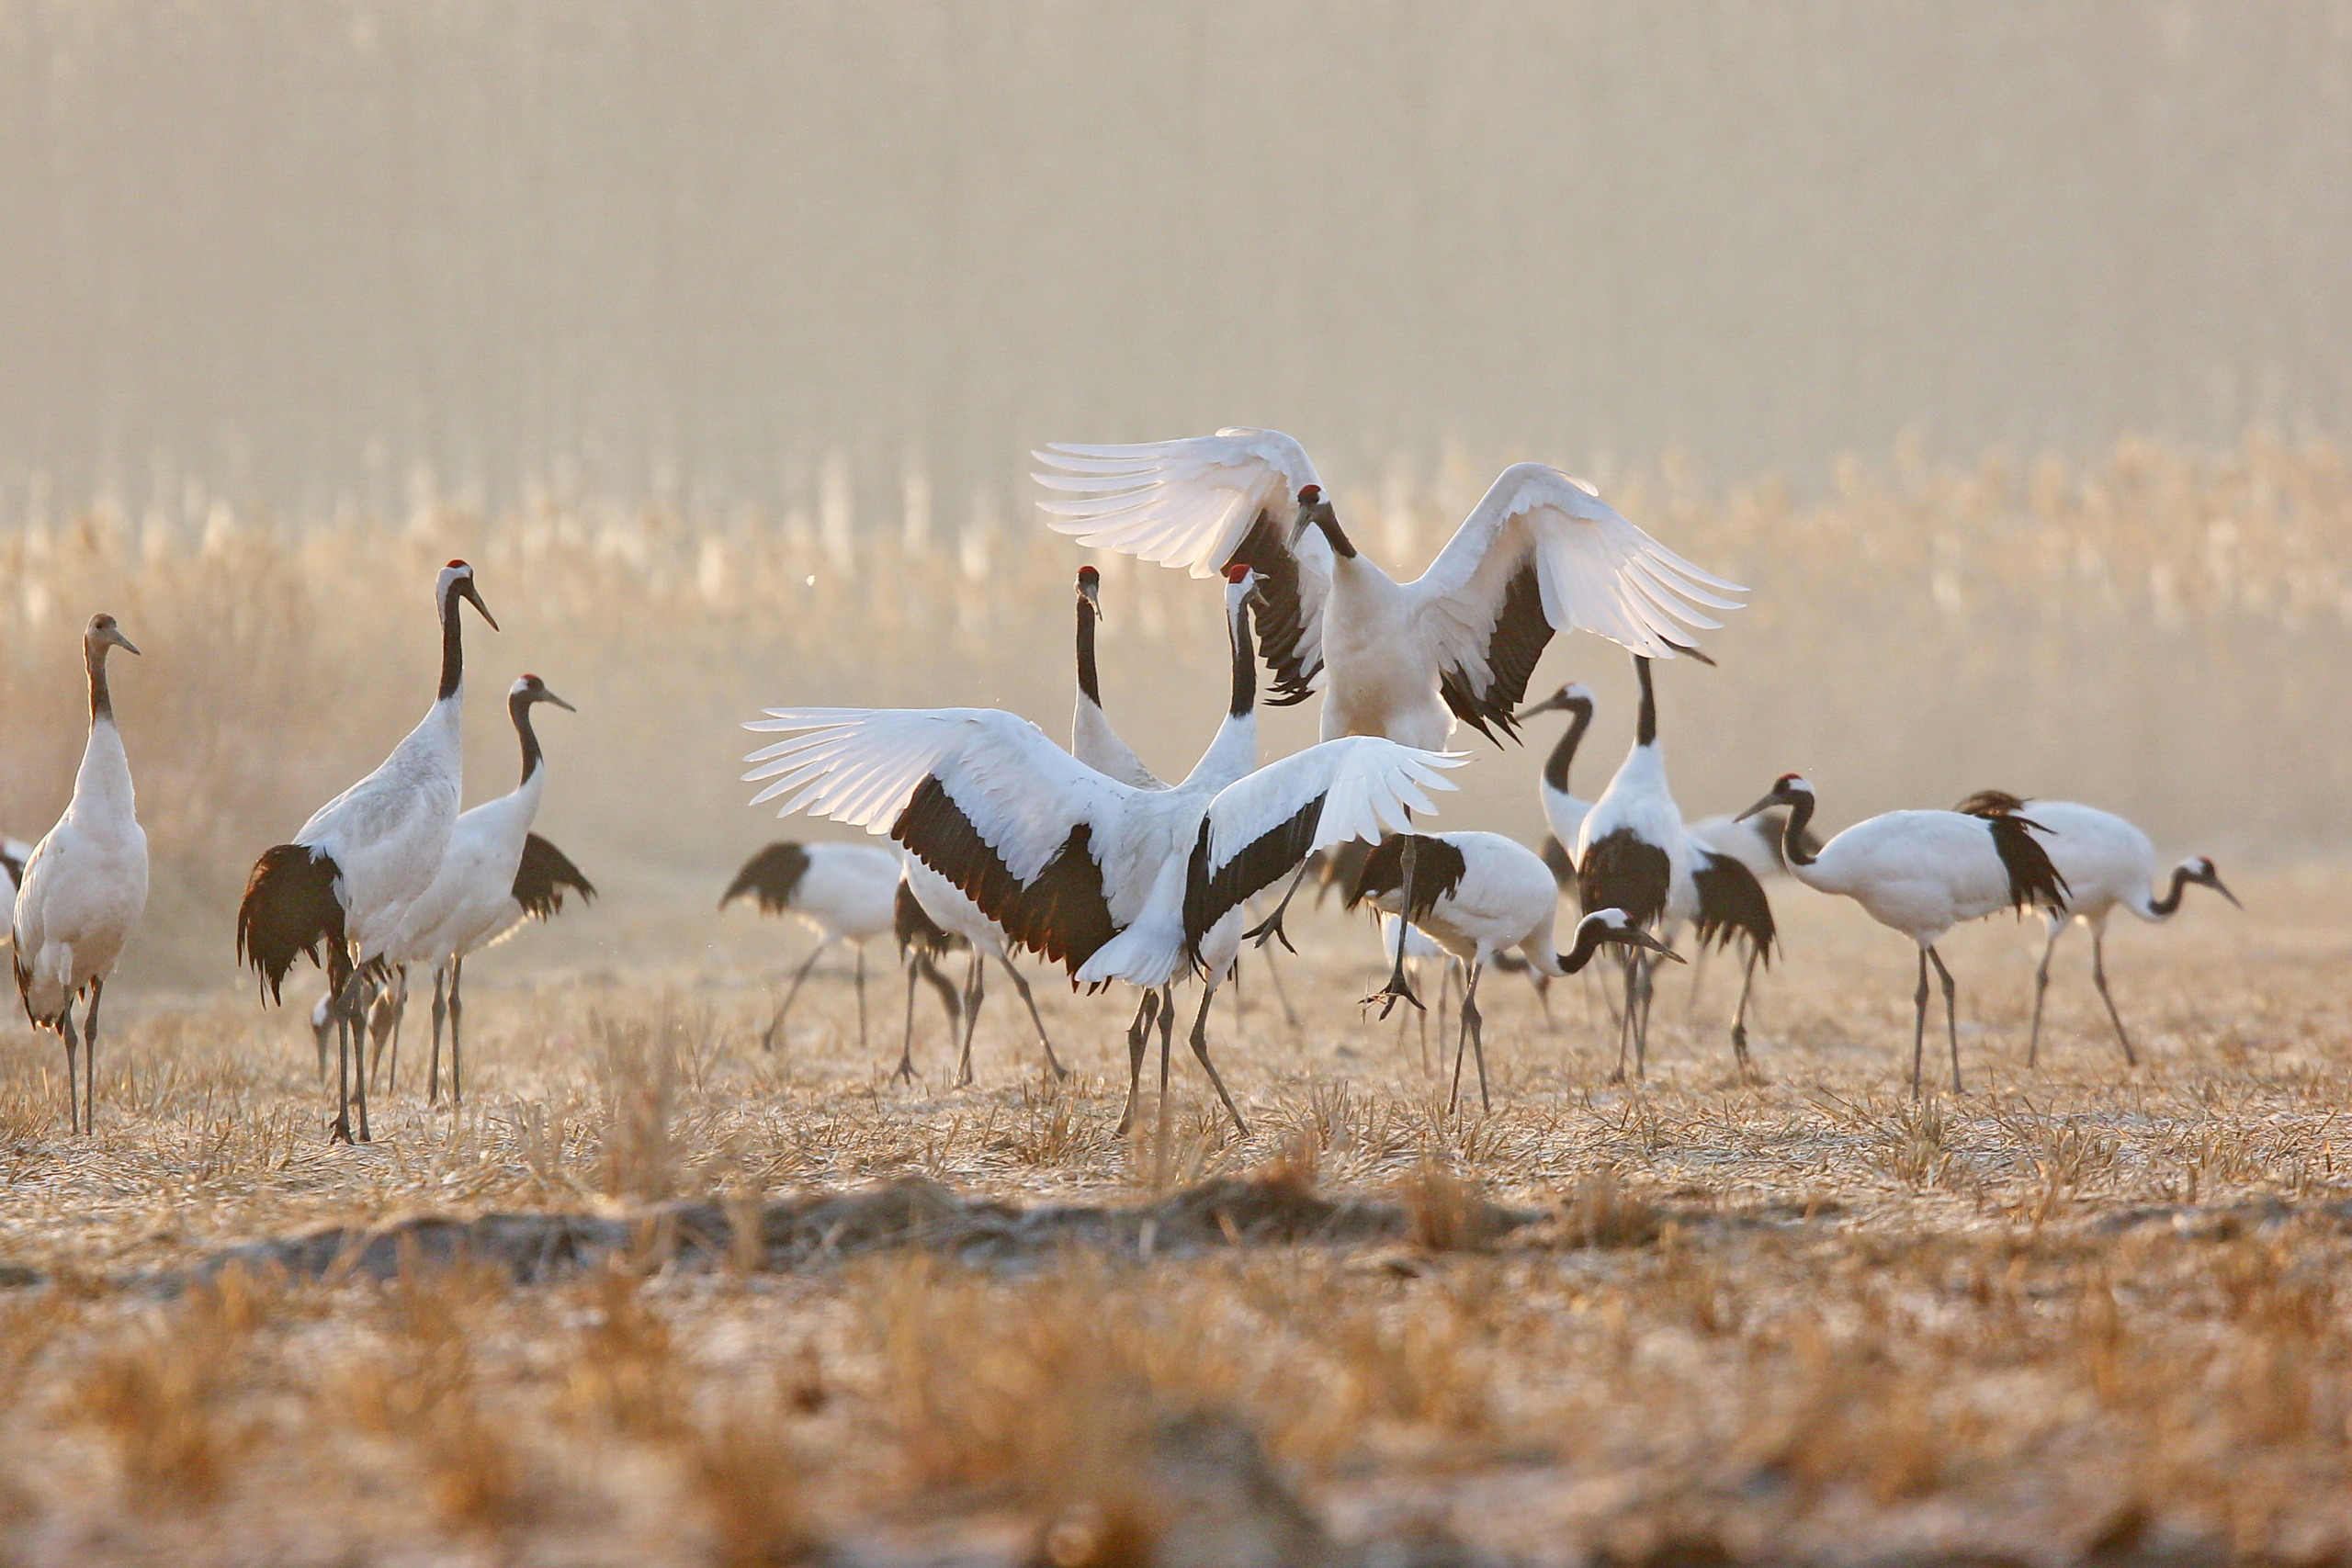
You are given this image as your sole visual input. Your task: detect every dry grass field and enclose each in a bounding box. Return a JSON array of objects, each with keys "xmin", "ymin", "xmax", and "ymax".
[{"xmin": 2, "ymin": 438, "xmax": 2351, "ymax": 1563}]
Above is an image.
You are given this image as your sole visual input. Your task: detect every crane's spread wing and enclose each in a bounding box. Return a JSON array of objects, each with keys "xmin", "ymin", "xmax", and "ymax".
[
  {"xmin": 743, "ymin": 706, "xmax": 1135, "ymax": 974},
  {"xmin": 1181, "ymin": 737, "xmax": 1464, "ymax": 957},
  {"xmin": 1409, "ymin": 464, "xmax": 1746, "ymax": 739},
  {"xmin": 1035, "ymin": 429, "xmax": 1331, "ymax": 704}
]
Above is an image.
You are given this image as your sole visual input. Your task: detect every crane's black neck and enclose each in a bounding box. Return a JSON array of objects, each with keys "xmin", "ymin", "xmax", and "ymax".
[
  {"xmin": 1558, "ymin": 916, "xmax": 1617, "ymax": 974},
  {"xmin": 1778, "ymin": 794, "xmax": 1819, "ymax": 868},
  {"xmin": 509, "ymin": 689, "xmax": 545, "ymax": 788},
  {"xmin": 1076, "ymin": 594, "xmax": 1104, "ymax": 707},
  {"xmin": 1310, "ymin": 508, "xmax": 1357, "ymax": 559},
  {"xmin": 85, "ymin": 639, "xmax": 115, "ymax": 725},
  {"xmin": 1634, "ymin": 657, "xmax": 1657, "ymax": 748},
  {"xmin": 1544, "ymin": 698, "xmax": 1593, "ymax": 794},
  {"xmin": 2149, "ymin": 863, "xmax": 2192, "ymax": 917},
  {"xmin": 1228, "ymin": 592, "xmax": 1259, "ymax": 717},
  {"xmin": 438, "ymin": 580, "xmax": 467, "ymax": 703}
]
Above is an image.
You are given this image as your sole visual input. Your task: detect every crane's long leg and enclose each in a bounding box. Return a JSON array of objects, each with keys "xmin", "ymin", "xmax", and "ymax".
[
  {"xmin": 992, "ymin": 951, "xmax": 1067, "ymax": 1079},
  {"xmin": 331, "ymin": 979, "xmax": 353, "ymax": 1144},
  {"xmin": 382, "ymin": 976, "xmax": 403, "ymax": 1097},
  {"xmin": 916, "ymin": 952, "xmax": 961, "ymax": 1031},
  {"xmin": 368, "ymin": 966, "xmax": 402, "ymax": 1095},
  {"xmin": 1910, "ymin": 947, "xmax": 1930, "ymax": 1100},
  {"xmin": 956, "ymin": 953, "xmax": 988, "ymax": 1086},
  {"xmin": 1687, "ymin": 943, "xmax": 1711, "ymax": 1011},
  {"xmin": 2028, "ymin": 915, "xmax": 2065, "ymax": 1067},
  {"xmin": 427, "ymin": 967, "xmax": 447, "ymax": 1106},
  {"xmin": 1445, "ymin": 968, "xmax": 1473, "ymax": 1116},
  {"xmin": 1464, "ymin": 963, "xmax": 1490, "ymax": 1114},
  {"xmin": 60, "ymin": 1002, "xmax": 80, "ymax": 1137},
  {"xmin": 1115, "ymin": 988, "xmax": 1160, "ymax": 1136},
  {"xmin": 1184, "ymin": 976, "xmax": 1250, "ymax": 1138},
  {"xmin": 1435, "ymin": 959, "xmax": 1453, "ymax": 1069},
  {"xmin": 1928, "ymin": 944, "xmax": 1961, "ymax": 1094},
  {"xmin": 1261, "ymin": 946, "xmax": 1301, "ymax": 1030},
  {"xmin": 2089, "ymin": 927, "xmax": 2139, "ymax": 1067},
  {"xmin": 854, "ymin": 944, "xmax": 868, "ymax": 1055},
  {"xmin": 1230, "ymin": 959, "xmax": 1245, "ymax": 1031},
  {"xmin": 762, "ymin": 940, "xmax": 833, "ymax": 1053},
  {"xmin": 1611, "ymin": 952, "xmax": 1639, "ymax": 1083},
  {"xmin": 1729, "ymin": 946, "xmax": 1760, "ymax": 1083},
  {"xmin": 352, "ymin": 966, "xmax": 374, "ymax": 1143},
  {"xmin": 85, "ymin": 981, "xmax": 104, "ymax": 1134},
  {"xmin": 1363, "ymin": 836, "xmax": 1426, "ymax": 1017},
  {"xmin": 896, "ymin": 956, "xmax": 922, "ymax": 1082},
  {"xmin": 1154, "ymin": 986, "xmax": 1177, "ymax": 1183},
  {"xmin": 1242, "ymin": 862, "xmax": 1313, "ymax": 953},
  {"xmin": 446, "ymin": 956, "xmax": 464, "ymax": 1109}
]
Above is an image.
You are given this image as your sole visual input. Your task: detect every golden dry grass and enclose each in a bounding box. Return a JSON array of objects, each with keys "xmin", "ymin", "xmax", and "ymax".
[{"xmin": 1, "ymin": 439, "xmax": 2350, "ymax": 1560}]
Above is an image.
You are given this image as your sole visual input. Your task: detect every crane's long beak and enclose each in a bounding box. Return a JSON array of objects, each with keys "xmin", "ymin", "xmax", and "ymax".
[
  {"xmin": 1513, "ymin": 695, "xmax": 1560, "ymax": 722},
  {"xmin": 2211, "ymin": 874, "xmax": 2244, "ymax": 909},
  {"xmin": 540, "ymin": 687, "xmax": 578, "ymax": 714},
  {"xmin": 1734, "ymin": 792, "xmax": 1784, "ymax": 823},
  {"xmin": 1616, "ymin": 926, "xmax": 1685, "ymax": 962},
  {"xmin": 460, "ymin": 579, "xmax": 500, "ymax": 631},
  {"xmin": 107, "ymin": 630, "xmax": 141, "ymax": 657}
]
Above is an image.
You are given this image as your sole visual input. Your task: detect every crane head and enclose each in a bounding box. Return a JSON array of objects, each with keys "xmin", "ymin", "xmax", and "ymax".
[
  {"xmin": 1736, "ymin": 773, "xmax": 1813, "ymax": 822},
  {"xmin": 85, "ymin": 613, "xmax": 139, "ymax": 658},
  {"xmin": 438, "ymin": 559, "xmax": 500, "ymax": 631}
]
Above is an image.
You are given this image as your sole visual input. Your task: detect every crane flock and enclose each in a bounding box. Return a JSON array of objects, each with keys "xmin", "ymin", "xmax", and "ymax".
[{"xmin": 3, "ymin": 430, "xmax": 2245, "ymax": 1138}]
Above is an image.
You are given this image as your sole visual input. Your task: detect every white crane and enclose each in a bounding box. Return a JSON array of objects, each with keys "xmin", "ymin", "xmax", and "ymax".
[
  {"xmin": 1737, "ymin": 775, "xmax": 2071, "ymax": 1095},
  {"xmin": 1347, "ymin": 830, "xmax": 1675, "ymax": 1112},
  {"xmin": 1951, "ymin": 794, "xmax": 2238, "ymax": 1067},
  {"xmin": 1035, "ymin": 429, "xmax": 1743, "ymax": 1008},
  {"xmin": 1514, "ymin": 682, "xmax": 1598, "ymax": 885},
  {"xmin": 11, "ymin": 614, "xmax": 148, "ymax": 1134},
  {"xmin": 743, "ymin": 568, "xmax": 1462, "ymax": 1141},
  {"xmin": 1576, "ymin": 656, "xmax": 1698, "ymax": 1080},
  {"xmin": 368, "ymin": 674, "xmax": 582, "ymax": 1104},
  {"xmin": 238, "ymin": 559, "xmax": 495, "ymax": 1143},
  {"xmin": 721, "ymin": 840, "xmax": 900, "ymax": 1052}
]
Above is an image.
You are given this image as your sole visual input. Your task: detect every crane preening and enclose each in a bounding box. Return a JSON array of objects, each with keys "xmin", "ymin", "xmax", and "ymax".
[
  {"xmin": 237, "ymin": 560, "xmax": 496, "ymax": 1143},
  {"xmin": 1738, "ymin": 775, "xmax": 2070, "ymax": 1096},
  {"xmin": 1954, "ymin": 794, "xmax": 2239, "ymax": 1067},
  {"xmin": 11, "ymin": 615, "xmax": 149, "ymax": 1134}
]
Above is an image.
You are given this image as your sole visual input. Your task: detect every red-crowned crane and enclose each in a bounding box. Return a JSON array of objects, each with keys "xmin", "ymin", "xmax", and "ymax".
[
  {"xmin": 722, "ymin": 840, "xmax": 899, "ymax": 1052},
  {"xmin": 1037, "ymin": 430, "xmax": 1742, "ymax": 1010},
  {"xmin": 11, "ymin": 615, "xmax": 147, "ymax": 1134},
  {"xmin": 742, "ymin": 567, "xmax": 1462, "ymax": 1141},
  {"xmin": 1347, "ymin": 830, "xmax": 1676, "ymax": 1112},
  {"xmin": 238, "ymin": 561, "xmax": 495, "ymax": 1142},
  {"xmin": 375, "ymin": 675, "xmax": 582, "ymax": 1104},
  {"xmin": 1953, "ymin": 793, "xmax": 2238, "ymax": 1067},
  {"xmin": 1738, "ymin": 775, "xmax": 2070, "ymax": 1095}
]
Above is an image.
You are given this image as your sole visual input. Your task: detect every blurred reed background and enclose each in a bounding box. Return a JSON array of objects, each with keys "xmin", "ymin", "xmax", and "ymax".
[{"xmin": 2, "ymin": 0, "xmax": 2349, "ymax": 992}]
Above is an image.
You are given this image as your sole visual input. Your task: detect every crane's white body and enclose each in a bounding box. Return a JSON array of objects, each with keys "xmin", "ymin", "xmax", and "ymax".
[
  {"xmin": 1362, "ymin": 832, "xmax": 1568, "ymax": 974},
  {"xmin": 1792, "ymin": 810, "xmax": 2034, "ymax": 946},
  {"xmin": 13, "ymin": 705, "xmax": 146, "ymax": 1021},
  {"xmin": 297, "ymin": 693, "xmax": 462, "ymax": 962},
  {"xmin": 391, "ymin": 754, "xmax": 547, "ymax": 970},
  {"xmin": 778, "ymin": 844, "xmax": 902, "ymax": 944},
  {"xmin": 2019, "ymin": 801, "xmax": 2173, "ymax": 928}
]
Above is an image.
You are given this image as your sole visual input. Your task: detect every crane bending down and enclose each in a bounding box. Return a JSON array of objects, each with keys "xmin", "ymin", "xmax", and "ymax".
[
  {"xmin": 1348, "ymin": 831, "xmax": 1674, "ymax": 1113},
  {"xmin": 1954, "ymin": 793, "xmax": 2238, "ymax": 1067},
  {"xmin": 742, "ymin": 567, "xmax": 1463, "ymax": 1141},
  {"xmin": 238, "ymin": 560, "xmax": 495, "ymax": 1143},
  {"xmin": 1738, "ymin": 775, "xmax": 2070, "ymax": 1095},
  {"xmin": 12, "ymin": 615, "xmax": 148, "ymax": 1134},
  {"xmin": 1035, "ymin": 427, "xmax": 1744, "ymax": 1010}
]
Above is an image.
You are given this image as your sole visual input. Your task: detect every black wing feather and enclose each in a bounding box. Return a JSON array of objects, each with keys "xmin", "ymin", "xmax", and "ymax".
[
  {"xmin": 721, "ymin": 841, "xmax": 811, "ymax": 912},
  {"xmin": 1437, "ymin": 555, "xmax": 1554, "ymax": 745},
  {"xmin": 514, "ymin": 834, "xmax": 595, "ymax": 921},
  {"xmin": 1228, "ymin": 508, "xmax": 1319, "ymax": 705},
  {"xmin": 1577, "ymin": 830, "xmax": 1672, "ymax": 930},
  {"xmin": 1182, "ymin": 792, "xmax": 1326, "ymax": 965},
  {"xmin": 889, "ymin": 775, "xmax": 1117, "ymax": 976},
  {"xmin": 1344, "ymin": 833, "xmax": 1470, "ymax": 923}
]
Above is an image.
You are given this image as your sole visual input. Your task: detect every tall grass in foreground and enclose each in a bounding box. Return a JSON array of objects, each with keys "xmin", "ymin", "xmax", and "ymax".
[{"xmin": 1, "ymin": 432, "xmax": 2346, "ymax": 989}]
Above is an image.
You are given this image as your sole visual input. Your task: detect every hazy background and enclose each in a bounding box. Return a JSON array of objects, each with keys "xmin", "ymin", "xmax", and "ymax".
[{"xmin": 1, "ymin": 0, "xmax": 2348, "ymax": 990}]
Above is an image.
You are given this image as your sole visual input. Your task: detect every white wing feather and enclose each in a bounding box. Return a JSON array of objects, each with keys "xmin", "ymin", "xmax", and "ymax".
[
  {"xmin": 742, "ymin": 707, "xmax": 1135, "ymax": 886},
  {"xmin": 1202, "ymin": 737, "xmax": 1464, "ymax": 875},
  {"xmin": 1410, "ymin": 463, "xmax": 1747, "ymax": 663}
]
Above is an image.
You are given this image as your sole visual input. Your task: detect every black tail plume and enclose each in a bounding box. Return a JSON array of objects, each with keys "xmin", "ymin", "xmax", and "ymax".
[
  {"xmin": 514, "ymin": 833, "xmax": 595, "ymax": 920},
  {"xmin": 721, "ymin": 841, "xmax": 810, "ymax": 912},
  {"xmin": 1344, "ymin": 833, "xmax": 1469, "ymax": 924},
  {"xmin": 237, "ymin": 844, "xmax": 345, "ymax": 1004},
  {"xmin": 1691, "ymin": 848, "xmax": 1776, "ymax": 966}
]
